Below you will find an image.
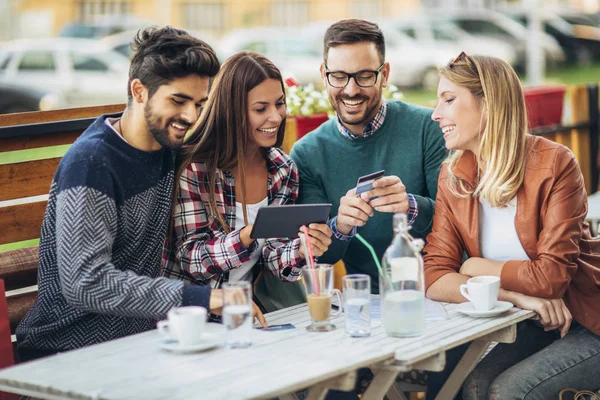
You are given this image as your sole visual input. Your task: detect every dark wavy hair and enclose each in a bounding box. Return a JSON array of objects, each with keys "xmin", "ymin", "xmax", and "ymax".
[
  {"xmin": 323, "ymin": 19, "xmax": 385, "ymax": 64},
  {"xmin": 127, "ymin": 26, "xmax": 220, "ymax": 103}
]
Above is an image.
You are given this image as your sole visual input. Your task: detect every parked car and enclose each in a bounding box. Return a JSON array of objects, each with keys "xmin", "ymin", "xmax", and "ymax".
[
  {"xmin": 103, "ymin": 29, "xmax": 218, "ymax": 59},
  {"xmin": 0, "ymin": 38, "xmax": 130, "ymax": 108},
  {"xmin": 380, "ymin": 16, "xmax": 517, "ymax": 67},
  {"xmin": 439, "ymin": 9, "xmax": 566, "ymax": 70},
  {"xmin": 0, "ymin": 82, "xmax": 65, "ymax": 114},
  {"xmin": 299, "ymin": 21, "xmax": 456, "ymax": 91},
  {"xmin": 218, "ymin": 27, "xmax": 323, "ymax": 86},
  {"xmin": 507, "ymin": 10, "xmax": 600, "ymax": 64}
]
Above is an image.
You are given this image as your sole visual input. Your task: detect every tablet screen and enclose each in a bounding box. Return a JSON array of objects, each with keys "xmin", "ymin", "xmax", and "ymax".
[{"xmin": 249, "ymin": 204, "xmax": 332, "ymax": 239}]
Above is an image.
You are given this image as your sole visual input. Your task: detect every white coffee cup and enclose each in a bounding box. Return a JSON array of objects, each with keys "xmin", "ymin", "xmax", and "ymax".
[
  {"xmin": 460, "ymin": 276, "xmax": 500, "ymax": 311},
  {"xmin": 157, "ymin": 306, "xmax": 207, "ymax": 346}
]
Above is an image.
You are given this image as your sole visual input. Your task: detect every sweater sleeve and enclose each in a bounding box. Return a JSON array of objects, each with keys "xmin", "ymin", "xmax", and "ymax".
[
  {"xmin": 500, "ymin": 147, "xmax": 584, "ymax": 298},
  {"xmin": 410, "ymin": 117, "xmax": 447, "ymax": 237},
  {"xmin": 55, "ymin": 162, "xmax": 195, "ymax": 319}
]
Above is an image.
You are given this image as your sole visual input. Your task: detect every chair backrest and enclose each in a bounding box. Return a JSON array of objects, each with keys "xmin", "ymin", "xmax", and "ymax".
[{"xmin": 0, "ymin": 104, "xmax": 125, "ymax": 338}]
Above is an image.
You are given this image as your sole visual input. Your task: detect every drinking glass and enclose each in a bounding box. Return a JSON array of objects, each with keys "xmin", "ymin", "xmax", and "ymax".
[
  {"xmin": 223, "ymin": 281, "xmax": 252, "ymax": 348},
  {"xmin": 342, "ymin": 274, "xmax": 371, "ymax": 337},
  {"xmin": 302, "ymin": 264, "xmax": 342, "ymax": 332}
]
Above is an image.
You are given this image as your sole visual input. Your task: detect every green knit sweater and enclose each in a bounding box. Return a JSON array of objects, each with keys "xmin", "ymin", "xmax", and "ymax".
[{"xmin": 290, "ymin": 100, "xmax": 447, "ymax": 292}]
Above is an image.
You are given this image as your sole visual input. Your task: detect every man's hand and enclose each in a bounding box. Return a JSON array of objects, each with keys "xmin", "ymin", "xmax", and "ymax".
[
  {"xmin": 298, "ymin": 224, "xmax": 333, "ymax": 258},
  {"xmin": 336, "ymin": 188, "xmax": 374, "ymax": 235},
  {"xmin": 364, "ymin": 176, "xmax": 409, "ymax": 214},
  {"xmin": 512, "ymin": 293, "xmax": 572, "ymax": 338},
  {"xmin": 209, "ymin": 288, "xmax": 267, "ymax": 328}
]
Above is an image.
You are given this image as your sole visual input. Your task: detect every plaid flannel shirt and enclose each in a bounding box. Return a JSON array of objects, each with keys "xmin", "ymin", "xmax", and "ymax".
[{"xmin": 162, "ymin": 147, "xmax": 304, "ymax": 289}]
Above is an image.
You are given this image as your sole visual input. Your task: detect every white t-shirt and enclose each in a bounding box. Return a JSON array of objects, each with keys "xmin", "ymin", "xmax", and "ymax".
[
  {"xmin": 105, "ymin": 117, "xmax": 128, "ymax": 143},
  {"xmin": 228, "ymin": 197, "xmax": 269, "ymax": 282},
  {"xmin": 479, "ymin": 197, "xmax": 531, "ymax": 262}
]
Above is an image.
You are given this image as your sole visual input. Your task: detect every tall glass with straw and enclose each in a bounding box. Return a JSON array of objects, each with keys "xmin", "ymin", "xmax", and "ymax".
[{"xmin": 380, "ymin": 213, "xmax": 425, "ymax": 337}]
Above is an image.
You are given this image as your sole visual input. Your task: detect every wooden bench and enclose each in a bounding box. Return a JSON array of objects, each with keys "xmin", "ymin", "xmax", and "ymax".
[{"xmin": 0, "ymin": 104, "xmax": 125, "ymax": 344}]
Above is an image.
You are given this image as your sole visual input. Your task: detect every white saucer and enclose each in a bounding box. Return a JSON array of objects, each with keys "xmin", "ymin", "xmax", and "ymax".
[
  {"xmin": 159, "ymin": 333, "xmax": 220, "ymax": 354},
  {"xmin": 456, "ymin": 301, "xmax": 514, "ymax": 318}
]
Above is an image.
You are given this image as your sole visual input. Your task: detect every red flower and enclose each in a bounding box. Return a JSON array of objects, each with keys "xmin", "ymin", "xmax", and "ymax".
[{"xmin": 285, "ymin": 77, "xmax": 300, "ymax": 87}]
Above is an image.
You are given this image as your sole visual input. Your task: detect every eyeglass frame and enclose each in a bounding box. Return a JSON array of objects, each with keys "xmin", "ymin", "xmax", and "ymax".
[{"xmin": 323, "ymin": 63, "xmax": 386, "ymax": 88}]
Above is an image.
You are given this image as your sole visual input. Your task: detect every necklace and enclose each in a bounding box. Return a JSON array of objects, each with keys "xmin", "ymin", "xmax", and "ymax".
[{"xmin": 118, "ymin": 118, "xmax": 124, "ymax": 137}]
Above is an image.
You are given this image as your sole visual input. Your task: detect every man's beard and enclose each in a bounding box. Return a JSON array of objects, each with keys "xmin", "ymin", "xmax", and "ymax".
[
  {"xmin": 330, "ymin": 93, "xmax": 380, "ymax": 127},
  {"xmin": 144, "ymin": 103, "xmax": 191, "ymax": 150}
]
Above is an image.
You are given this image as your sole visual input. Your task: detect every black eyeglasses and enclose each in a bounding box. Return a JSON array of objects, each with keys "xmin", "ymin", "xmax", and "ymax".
[{"xmin": 324, "ymin": 63, "xmax": 385, "ymax": 88}]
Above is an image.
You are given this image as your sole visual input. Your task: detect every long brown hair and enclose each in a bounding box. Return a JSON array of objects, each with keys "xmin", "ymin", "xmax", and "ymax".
[
  {"xmin": 174, "ymin": 52, "xmax": 287, "ymax": 232},
  {"xmin": 440, "ymin": 53, "xmax": 528, "ymax": 208}
]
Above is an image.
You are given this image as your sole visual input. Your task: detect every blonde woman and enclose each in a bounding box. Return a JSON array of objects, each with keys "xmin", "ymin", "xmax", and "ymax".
[{"xmin": 425, "ymin": 52, "xmax": 600, "ymax": 398}]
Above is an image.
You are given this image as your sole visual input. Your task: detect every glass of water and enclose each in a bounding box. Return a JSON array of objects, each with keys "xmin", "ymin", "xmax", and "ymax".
[
  {"xmin": 222, "ymin": 281, "xmax": 252, "ymax": 348},
  {"xmin": 342, "ymin": 274, "xmax": 371, "ymax": 337}
]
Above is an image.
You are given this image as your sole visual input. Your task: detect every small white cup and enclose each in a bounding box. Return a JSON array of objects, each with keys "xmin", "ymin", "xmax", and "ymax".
[
  {"xmin": 157, "ymin": 306, "xmax": 208, "ymax": 346},
  {"xmin": 460, "ymin": 276, "xmax": 500, "ymax": 311}
]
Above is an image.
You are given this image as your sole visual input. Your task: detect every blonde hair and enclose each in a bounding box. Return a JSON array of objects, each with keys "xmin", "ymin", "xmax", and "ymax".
[{"xmin": 440, "ymin": 53, "xmax": 528, "ymax": 208}]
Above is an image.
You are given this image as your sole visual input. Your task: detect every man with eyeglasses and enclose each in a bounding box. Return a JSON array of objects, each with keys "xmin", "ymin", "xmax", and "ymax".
[
  {"xmin": 290, "ymin": 18, "xmax": 453, "ymax": 400},
  {"xmin": 291, "ymin": 19, "xmax": 446, "ymax": 292}
]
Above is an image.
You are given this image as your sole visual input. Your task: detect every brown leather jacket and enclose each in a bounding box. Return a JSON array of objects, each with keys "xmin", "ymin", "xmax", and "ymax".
[{"xmin": 424, "ymin": 135, "xmax": 600, "ymax": 335}]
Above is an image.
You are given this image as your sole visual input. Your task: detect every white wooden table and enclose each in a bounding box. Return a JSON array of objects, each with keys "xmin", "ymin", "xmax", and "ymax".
[{"xmin": 0, "ymin": 302, "xmax": 534, "ymax": 400}]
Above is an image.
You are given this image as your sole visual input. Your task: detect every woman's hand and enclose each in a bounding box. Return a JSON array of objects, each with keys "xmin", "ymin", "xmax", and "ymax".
[
  {"xmin": 512, "ymin": 292, "xmax": 572, "ymax": 337},
  {"xmin": 298, "ymin": 223, "xmax": 333, "ymax": 258}
]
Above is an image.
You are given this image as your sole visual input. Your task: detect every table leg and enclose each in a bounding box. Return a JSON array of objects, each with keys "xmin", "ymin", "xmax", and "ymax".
[
  {"xmin": 303, "ymin": 370, "xmax": 358, "ymax": 400},
  {"xmin": 434, "ymin": 325, "xmax": 516, "ymax": 400},
  {"xmin": 362, "ymin": 367, "xmax": 400, "ymax": 400}
]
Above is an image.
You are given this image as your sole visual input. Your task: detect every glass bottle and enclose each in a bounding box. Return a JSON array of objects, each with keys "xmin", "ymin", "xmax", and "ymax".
[{"xmin": 380, "ymin": 213, "xmax": 425, "ymax": 337}]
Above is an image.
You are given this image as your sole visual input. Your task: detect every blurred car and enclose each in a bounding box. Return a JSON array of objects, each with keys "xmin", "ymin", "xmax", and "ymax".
[
  {"xmin": 0, "ymin": 82, "xmax": 65, "ymax": 114},
  {"xmin": 59, "ymin": 15, "xmax": 155, "ymax": 39},
  {"xmin": 380, "ymin": 16, "xmax": 517, "ymax": 67},
  {"xmin": 507, "ymin": 10, "xmax": 600, "ymax": 64},
  {"xmin": 218, "ymin": 27, "xmax": 323, "ymax": 86},
  {"xmin": 298, "ymin": 21, "xmax": 456, "ymax": 91},
  {"xmin": 440, "ymin": 9, "xmax": 566, "ymax": 70},
  {"xmin": 103, "ymin": 29, "xmax": 219, "ymax": 59},
  {"xmin": 0, "ymin": 38, "xmax": 130, "ymax": 108}
]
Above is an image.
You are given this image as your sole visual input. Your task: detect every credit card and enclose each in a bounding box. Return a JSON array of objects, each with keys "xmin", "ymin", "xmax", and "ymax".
[
  {"xmin": 355, "ymin": 170, "xmax": 385, "ymax": 195},
  {"xmin": 256, "ymin": 323, "xmax": 296, "ymax": 331}
]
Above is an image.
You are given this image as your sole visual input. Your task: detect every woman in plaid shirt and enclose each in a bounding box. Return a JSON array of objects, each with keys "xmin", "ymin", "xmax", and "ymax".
[{"xmin": 162, "ymin": 52, "xmax": 332, "ymax": 311}]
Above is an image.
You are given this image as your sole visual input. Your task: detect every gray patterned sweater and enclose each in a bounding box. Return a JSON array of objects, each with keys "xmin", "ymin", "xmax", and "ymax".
[{"xmin": 16, "ymin": 114, "xmax": 210, "ymax": 353}]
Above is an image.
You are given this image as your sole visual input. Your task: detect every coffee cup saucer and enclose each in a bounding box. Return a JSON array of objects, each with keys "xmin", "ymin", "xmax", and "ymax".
[
  {"xmin": 159, "ymin": 333, "xmax": 220, "ymax": 354},
  {"xmin": 456, "ymin": 301, "xmax": 514, "ymax": 318}
]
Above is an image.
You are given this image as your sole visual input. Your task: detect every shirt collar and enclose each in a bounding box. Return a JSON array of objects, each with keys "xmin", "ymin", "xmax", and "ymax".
[{"xmin": 336, "ymin": 98, "xmax": 387, "ymax": 140}]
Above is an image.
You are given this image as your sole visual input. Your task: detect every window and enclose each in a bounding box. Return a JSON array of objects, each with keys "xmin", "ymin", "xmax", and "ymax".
[
  {"xmin": 18, "ymin": 51, "xmax": 56, "ymax": 72},
  {"xmin": 0, "ymin": 52, "xmax": 12, "ymax": 71},
  {"xmin": 76, "ymin": 1, "xmax": 130, "ymax": 22},
  {"xmin": 71, "ymin": 52, "xmax": 109, "ymax": 72},
  {"xmin": 182, "ymin": 3, "xmax": 227, "ymax": 34},
  {"xmin": 455, "ymin": 19, "xmax": 510, "ymax": 36},
  {"xmin": 271, "ymin": 1, "xmax": 308, "ymax": 28},
  {"xmin": 399, "ymin": 27, "xmax": 416, "ymax": 39}
]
